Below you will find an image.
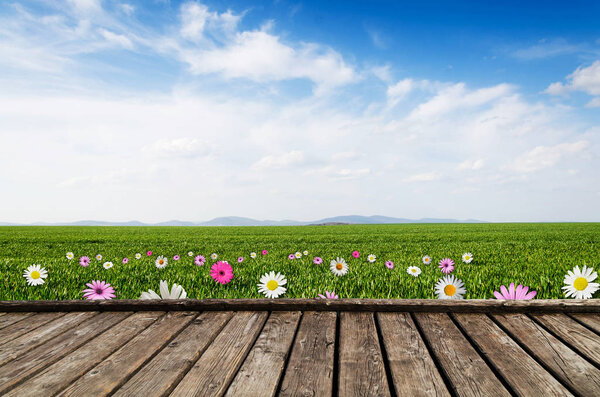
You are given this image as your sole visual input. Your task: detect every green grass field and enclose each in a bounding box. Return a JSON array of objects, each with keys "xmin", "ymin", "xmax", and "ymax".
[{"xmin": 1, "ymin": 223, "xmax": 599, "ymax": 300}]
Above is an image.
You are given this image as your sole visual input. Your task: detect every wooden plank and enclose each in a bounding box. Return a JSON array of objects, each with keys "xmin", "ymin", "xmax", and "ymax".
[
  {"xmin": 55, "ymin": 311, "xmax": 197, "ymax": 397},
  {"xmin": 337, "ymin": 312, "xmax": 390, "ymax": 397},
  {"xmin": 0, "ymin": 311, "xmax": 97, "ymax": 366},
  {"xmin": 0, "ymin": 312, "xmax": 34, "ymax": 330},
  {"xmin": 570, "ymin": 313, "xmax": 600, "ymax": 334},
  {"xmin": 493, "ymin": 313, "xmax": 600, "ymax": 396},
  {"xmin": 225, "ymin": 311, "xmax": 301, "ymax": 397},
  {"xmin": 0, "ymin": 311, "xmax": 133, "ymax": 394},
  {"xmin": 114, "ymin": 311, "xmax": 233, "ymax": 397},
  {"xmin": 532, "ymin": 313, "xmax": 600, "ymax": 366},
  {"xmin": 278, "ymin": 311, "xmax": 337, "ymax": 397},
  {"xmin": 1, "ymin": 299, "xmax": 600, "ymax": 313},
  {"xmin": 413, "ymin": 313, "xmax": 511, "ymax": 397},
  {"xmin": 0, "ymin": 312, "xmax": 67, "ymax": 345},
  {"xmin": 3, "ymin": 312, "xmax": 162, "ymax": 397},
  {"xmin": 377, "ymin": 312, "xmax": 450, "ymax": 396},
  {"xmin": 170, "ymin": 311, "xmax": 268, "ymax": 397},
  {"xmin": 454, "ymin": 313, "xmax": 572, "ymax": 396}
]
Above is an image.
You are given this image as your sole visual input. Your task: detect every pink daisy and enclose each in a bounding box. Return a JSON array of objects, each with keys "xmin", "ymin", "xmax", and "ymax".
[
  {"xmin": 147, "ymin": 251, "xmax": 152, "ymax": 256},
  {"xmin": 288, "ymin": 254, "xmax": 295, "ymax": 260},
  {"xmin": 262, "ymin": 250, "xmax": 268, "ymax": 255},
  {"xmin": 313, "ymin": 257, "xmax": 323, "ymax": 264},
  {"xmin": 79, "ymin": 256, "xmax": 90, "ymax": 267},
  {"xmin": 194, "ymin": 255, "xmax": 206, "ymax": 266},
  {"xmin": 438, "ymin": 258, "xmax": 455, "ymax": 274},
  {"xmin": 238, "ymin": 256, "xmax": 244, "ymax": 263},
  {"xmin": 493, "ymin": 283, "xmax": 537, "ymax": 300},
  {"xmin": 352, "ymin": 251, "xmax": 360, "ymax": 258},
  {"xmin": 385, "ymin": 260, "xmax": 394, "ymax": 269},
  {"xmin": 82, "ymin": 280, "xmax": 116, "ymax": 300},
  {"xmin": 173, "ymin": 255, "xmax": 180, "ymax": 261},
  {"xmin": 318, "ymin": 291, "xmax": 339, "ymax": 299},
  {"xmin": 122, "ymin": 258, "xmax": 129, "ymax": 264},
  {"xmin": 210, "ymin": 261, "xmax": 233, "ymax": 285}
]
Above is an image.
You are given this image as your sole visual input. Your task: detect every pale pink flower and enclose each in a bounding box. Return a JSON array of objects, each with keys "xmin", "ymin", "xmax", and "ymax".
[
  {"xmin": 385, "ymin": 260, "xmax": 394, "ymax": 269},
  {"xmin": 173, "ymin": 255, "xmax": 180, "ymax": 261},
  {"xmin": 194, "ymin": 255, "xmax": 206, "ymax": 266},
  {"xmin": 313, "ymin": 257, "xmax": 323, "ymax": 264},
  {"xmin": 82, "ymin": 280, "xmax": 116, "ymax": 300},
  {"xmin": 317, "ymin": 291, "xmax": 339, "ymax": 299},
  {"xmin": 238, "ymin": 257, "xmax": 244, "ymax": 263},
  {"xmin": 493, "ymin": 283, "xmax": 537, "ymax": 300},
  {"xmin": 79, "ymin": 256, "xmax": 90, "ymax": 267},
  {"xmin": 122, "ymin": 258, "xmax": 129, "ymax": 264},
  {"xmin": 438, "ymin": 258, "xmax": 455, "ymax": 274},
  {"xmin": 288, "ymin": 254, "xmax": 295, "ymax": 260}
]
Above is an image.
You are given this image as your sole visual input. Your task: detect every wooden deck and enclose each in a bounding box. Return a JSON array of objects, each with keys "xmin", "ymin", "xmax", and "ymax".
[{"xmin": 0, "ymin": 299, "xmax": 599, "ymax": 396}]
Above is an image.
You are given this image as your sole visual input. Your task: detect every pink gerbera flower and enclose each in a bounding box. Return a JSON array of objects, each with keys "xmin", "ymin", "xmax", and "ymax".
[
  {"xmin": 385, "ymin": 260, "xmax": 394, "ymax": 269},
  {"xmin": 173, "ymin": 255, "xmax": 180, "ymax": 261},
  {"xmin": 82, "ymin": 280, "xmax": 116, "ymax": 300},
  {"xmin": 438, "ymin": 258, "xmax": 455, "ymax": 274},
  {"xmin": 210, "ymin": 261, "xmax": 233, "ymax": 285},
  {"xmin": 147, "ymin": 251, "xmax": 152, "ymax": 256},
  {"xmin": 79, "ymin": 256, "xmax": 90, "ymax": 267},
  {"xmin": 313, "ymin": 257, "xmax": 323, "ymax": 264},
  {"xmin": 262, "ymin": 250, "xmax": 268, "ymax": 255},
  {"xmin": 352, "ymin": 251, "xmax": 360, "ymax": 258},
  {"xmin": 194, "ymin": 255, "xmax": 206, "ymax": 266},
  {"xmin": 317, "ymin": 291, "xmax": 339, "ymax": 299},
  {"xmin": 288, "ymin": 254, "xmax": 295, "ymax": 260},
  {"xmin": 493, "ymin": 283, "xmax": 537, "ymax": 300},
  {"xmin": 238, "ymin": 256, "xmax": 244, "ymax": 263},
  {"xmin": 122, "ymin": 258, "xmax": 129, "ymax": 264}
]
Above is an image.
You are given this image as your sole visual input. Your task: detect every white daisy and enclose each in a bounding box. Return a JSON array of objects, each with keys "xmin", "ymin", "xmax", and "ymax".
[
  {"xmin": 95, "ymin": 254, "xmax": 102, "ymax": 261},
  {"xmin": 135, "ymin": 253, "xmax": 142, "ymax": 259},
  {"xmin": 257, "ymin": 271, "xmax": 287, "ymax": 298},
  {"xmin": 140, "ymin": 280, "xmax": 187, "ymax": 300},
  {"xmin": 367, "ymin": 254, "xmax": 376, "ymax": 263},
  {"xmin": 188, "ymin": 251, "xmax": 194, "ymax": 257},
  {"xmin": 23, "ymin": 265, "xmax": 48, "ymax": 286},
  {"xmin": 562, "ymin": 265, "xmax": 599, "ymax": 299},
  {"xmin": 462, "ymin": 252, "xmax": 474, "ymax": 264},
  {"xmin": 330, "ymin": 257, "xmax": 348, "ymax": 276},
  {"xmin": 66, "ymin": 252, "xmax": 74, "ymax": 260},
  {"xmin": 407, "ymin": 266, "xmax": 421, "ymax": 277},
  {"xmin": 103, "ymin": 261, "xmax": 114, "ymax": 270},
  {"xmin": 303, "ymin": 250, "xmax": 309, "ymax": 256},
  {"xmin": 250, "ymin": 252, "xmax": 257, "ymax": 259},
  {"xmin": 422, "ymin": 255, "xmax": 432, "ymax": 265},
  {"xmin": 295, "ymin": 252, "xmax": 302, "ymax": 259},
  {"xmin": 435, "ymin": 275, "xmax": 466, "ymax": 299},
  {"xmin": 211, "ymin": 253, "xmax": 218, "ymax": 260},
  {"xmin": 155, "ymin": 255, "xmax": 168, "ymax": 269}
]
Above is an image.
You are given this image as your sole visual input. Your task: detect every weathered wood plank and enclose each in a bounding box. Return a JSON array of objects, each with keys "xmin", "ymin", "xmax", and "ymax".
[
  {"xmin": 1, "ymin": 299, "xmax": 599, "ymax": 312},
  {"xmin": 225, "ymin": 311, "xmax": 301, "ymax": 397},
  {"xmin": 570, "ymin": 313, "xmax": 600, "ymax": 334},
  {"xmin": 0, "ymin": 311, "xmax": 132, "ymax": 395},
  {"xmin": 0, "ymin": 312, "xmax": 34, "ymax": 330},
  {"xmin": 3, "ymin": 312, "xmax": 162, "ymax": 397},
  {"xmin": 0, "ymin": 311, "xmax": 97, "ymax": 366},
  {"xmin": 114, "ymin": 311, "xmax": 233, "ymax": 397},
  {"xmin": 454, "ymin": 313, "xmax": 572, "ymax": 396},
  {"xmin": 0, "ymin": 312, "xmax": 67, "ymax": 345},
  {"xmin": 338, "ymin": 312, "xmax": 390, "ymax": 397},
  {"xmin": 169, "ymin": 311, "xmax": 268, "ymax": 397},
  {"xmin": 532, "ymin": 313, "xmax": 600, "ymax": 367},
  {"xmin": 493, "ymin": 313, "xmax": 600, "ymax": 396},
  {"xmin": 414, "ymin": 313, "xmax": 511, "ymax": 397},
  {"xmin": 377, "ymin": 312, "xmax": 450, "ymax": 397},
  {"xmin": 55, "ymin": 311, "xmax": 197, "ymax": 397},
  {"xmin": 278, "ymin": 311, "xmax": 337, "ymax": 397}
]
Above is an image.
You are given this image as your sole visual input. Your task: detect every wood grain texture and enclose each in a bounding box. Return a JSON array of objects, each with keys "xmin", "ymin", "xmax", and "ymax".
[
  {"xmin": 376, "ymin": 312, "xmax": 450, "ymax": 397},
  {"xmin": 0, "ymin": 311, "xmax": 97, "ymax": 366},
  {"xmin": 570, "ymin": 313, "xmax": 600, "ymax": 334},
  {"xmin": 454, "ymin": 313, "xmax": 572, "ymax": 396},
  {"xmin": 225, "ymin": 311, "xmax": 301, "ymax": 397},
  {"xmin": 0, "ymin": 312, "xmax": 35, "ymax": 331},
  {"xmin": 532, "ymin": 313, "xmax": 600, "ymax": 367},
  {"xmin": 0, "ymin": 312, "xmax": 67, "ymax": 346},
  {"xmin": 414, "ymin": 313, "xmax": 511, "ymax": 397},
  {"xmin": 493, "ymin": 313, "xmax": 600, "ymax": 397},
  {"xmin": 278, "ymin": 311, "xmax": 337, "ymax": 397},
  {"xmin": 114, "ymin": 311, "xmax": 233, "ymax": 397},
  {"xmin": 3, "ymin": 312, "xmax": 162, "ymax": 397},
  {"xmin": 170, "ymin": 311, "xmax": 268, "ymax": 397},
  {"xmin": 56, "ymin": 311, "xmax": 197, "ymax": 397},
  {"xmin": 337, "ymin": 312, "xmax": 390, "ymax": 397}
]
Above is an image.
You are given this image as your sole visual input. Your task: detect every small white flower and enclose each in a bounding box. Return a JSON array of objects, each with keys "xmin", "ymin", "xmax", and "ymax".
[
  {"xmin": 367, "ymin": 254, "xmax": 376, "ymax": 263},
  {"xmin": 562, "ymin": 265, "xmax": 599, "ymax": 299},
  {"xmin": 135, "ymin": 253, "xmax": 142, "ymax": 259},
  {"xmin": 250, "ymin": 252, "xmax": 257, "ymax": 259},
  {"xmin": 188, "ymin": 251, "xmax": 194, "ymax": 257},
  {"xmin": 66, "ymin": 252, "xmax": 74, "ymax": 260},
  {"xmin": 155, "ymin": 255, "xmax": 168, "ymax": 269},
  {"xmin": 95, "ymin": 254, "xmax": 102, "ymax": 261},
  {"xmin": 23, "ymin": 265, "xmax": 48, "ymax": 286},
  {"xmin": 295, "ymin": 252, "xmax": 302, "ymax": 259},
  {"xmin": 422, "ymin": 255, "xmax": 432, "ymax": 265},
  {"xmin": 211, "ymin": 253, "xmax": 218, "ymax": 260},
  {"xmin": 407, "ymin": 266, "xmax": 421, "ymax": 277},
  {"xmin": 330, "ymin": 257, "xmax": 348, "ymax": 276},
  {"xmin": 435, "ymin": 275, "xmax": 466, "ymax": 299},
  {"xmin": 103, "ymin": 261, "xmax": 114, "ymax": 270},
  {"xmin": 140, "ymin": 280, "xmax": 187, "ymax": 300},
  {"xmin": 303, "ymin": 250, "xmax": 309, "ymax": 256},
  {"xmin": 462, "ymin": 253, "xmax": 474, "ymax": 264},
  {"xmin": 257, "ymin": 271, "xmax": 287, "ymax": 298}
]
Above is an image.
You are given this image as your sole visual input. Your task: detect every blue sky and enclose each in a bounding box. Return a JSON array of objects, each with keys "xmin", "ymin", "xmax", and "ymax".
[{"xmin": 0, "ymin": 0, "xmax": 599, "ymax": 223}]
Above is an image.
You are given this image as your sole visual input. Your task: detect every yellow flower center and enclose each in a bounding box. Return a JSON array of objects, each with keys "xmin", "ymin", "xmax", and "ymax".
[
  {"xmin": 30, "ymin": 271, "xmax": 40, "ymax": 279},
  {"xmin": 266, "ymin": 280, "xmax": 278, "ymax": 291},
  {"xmin": 465, "ymin": 256, "xmax": 470, "ymax": 260},
  {"xmin": 573, "ymin": 277, "xmax": 588, "ymax": 291},
  {"xmin": 336, "ymin": 263, "xmax": 343, "ymax": 270},
  {"xmin": 411, "ymin": 268, "xmax": 417, "ymax": 272},
  {"xmin": 159, "ymin": 260, "xmax": 164, "ymax": 265},
  {"xmin": 444, "ymin": 285, "xmax": 456, "ymax": 296}
]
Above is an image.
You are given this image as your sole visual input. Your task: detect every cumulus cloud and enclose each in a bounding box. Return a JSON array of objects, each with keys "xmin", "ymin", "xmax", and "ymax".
[
  {"xmin": 457, "ymin": 159, "xmax": 485, "ymax": 171},
  {"xmin": 511, "ymin": 141, "xmax": 588, "ymax": 173},
  {"xmin": 252, "ymin": 151, "xmax": 305, "ymax": 170},
  {"xmin": 142, "ymin": 138, "xmax": 212, "ymax": 158},
  {"xmin": 545, "ymin": 61, "xmax": 600, "ymax": 104}
]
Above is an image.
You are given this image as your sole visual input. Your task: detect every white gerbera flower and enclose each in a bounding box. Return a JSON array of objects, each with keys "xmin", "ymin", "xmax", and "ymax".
[
  {"xmin": 422, "ymin": 255, "xmax": 432, "ymax": 265},
  {"xmin": 155, "ymin": 255, "xmax": 168, "ymax": 269},
  {"xmin": 140, "ymin": 280, "xmax": 187, "ymax": 300},
  {"xmin": 295, "ymin": 252, "xmax": 302, "ymax": 259},
  {"xmin": 211, "ymin": 253, "xmax": 218, "ymax": 260},
  {"xmin": 462, "ymin": 253, "xmax": 474, "ymax": 263},
  {"xmin": 257, "ymin": 271, "xmax": 287, "ymax": 298},
  {"xmin": 66, "ymin": 252, "xmax": 74, "ymax": 260},
  {"xmin": 103, "ymin": 261, "xmax": 114, "ymax": 270},
  {"xmin": 303, "ymin": 250, "xmax": 309, "ymax": 256},
  {"xmin": 330, "ymin": 257, "xmax": 348, "ymax": 276},
  {"xmin": 188, "ymin": 251, "xmax": 194, "ymax": 257},
  {"xmin": 23, "ymin": 265, "xmax": 48, "ymax": 286},
  {"xmin": 367, "ymin": 254, "xmax": 376, "ymax": 263},
  {"xmin": 250, "ymin": 252, "xmax": 257, "ymax": 259},
  {"xmin": 562, "ymin": 265, "xmax": 599, "ymax": 299},
  {"xmin": 407, "ymin": 266, "xmax": 421, "ymax": 277},
  {"xmin": 95, "ymin": 254, "xmax": 102, "ymax": 261},
  {"xmin": 135, "ymin": 253, "xmax": 142, "ymax": 259},
  {"xmin": 435, "ymin": 275, "xmax": 466, "ymax": 299}
]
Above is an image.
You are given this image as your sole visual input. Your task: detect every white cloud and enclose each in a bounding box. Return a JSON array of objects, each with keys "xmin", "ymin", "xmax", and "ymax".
[
  {"xmin": 99, "ymin": 28, "xmax": 133, "ymax": 49},
  {"xmin": 512, "ymin": 141, "xmax": 588, "ymax": 173},
  {"xmin": 119, "ymin": 3, "xmax": 135, "ymax": 15},
  {"xmin": 142, "ymin": 137, "xmax": 211, "ymax": 158},
  {"xmin": 252, "ymin": 151, "xmax": 305, "ymax": 170},
  {"xmin": 545, "ymin": 61, "xmax": 600, "ymax": 104},
  {"xmin": 512, "ymin": 38, "xmax": 584, "ymax": 60},
  {"xmin": 67, "ymin": 0, "xmax": 103, "ymax": 14},
  {"xmin": 457, "ymin": 159, "xmax": 485, "ymax": 171},
  {"xmin": 387, "ymin": 79, "xmax": 414, "ymax": 100},
  {"xmin": 179, "ymin": 2, "xmax": 240, "ymax": 41},
  {"xmin": 402, "ymin": 172, "xmax": 439, "ymax": 183},
  {"xmin": 586, "ymin": 97, "xmax": 600, "ymax": 108}
]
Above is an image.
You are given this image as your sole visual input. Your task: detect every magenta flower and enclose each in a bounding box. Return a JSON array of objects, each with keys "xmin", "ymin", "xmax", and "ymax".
[
  {"xmin": 147, "ymin": 251, "xmax": 152, "ymax": 256},
  {"xmin": 122, "ymin": 258, "xmax": 129, "ymax": 264},
  {"xmin": 210, "ymin": 261, "xmax": 233, "ymax": 285},
  {"xmin": 288, "ymin": 254, "xmax": 295, "ymax": 260},
  {"xmin": 238, "ymin": 256, "xmax": 244, "ymax": 263},
  {"xmin": 317, "ymin": 291, "xmax": 339, "ymax": 299},
  {"xmin": 313, "ymin": 257, "xmax": 323, "ymax": 264},
  {"xmin": 82, "ymin": 280, "xmax": 116, "ymax": 300},
  {"xmin": 438, "ymin": 258, "xmax": 455, "ymax": 274},
  {"xmin": 385, "ymin": 260, "xmax": 394, "ymax": 269},
  {"xmin": 79, "ymin": 256, "xmax": 90, "ymax": 267},
  {"xmin": 352, "ymin": 251, "xmax": 360, "ymax": 258},
  {"xmin": 194, "ymin": 255, "xmax": 206, "ymax": 266},
  {"xmin": 493, "ymin": 283, "xmax": 537, "ymax": 300},
  {"xmin": 173, "ymin": 255, "xmax": 180, "ymax": 261},
  {"xmin": 262, "ymin": 250, "xmax": 268, "ymax": 255}
]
